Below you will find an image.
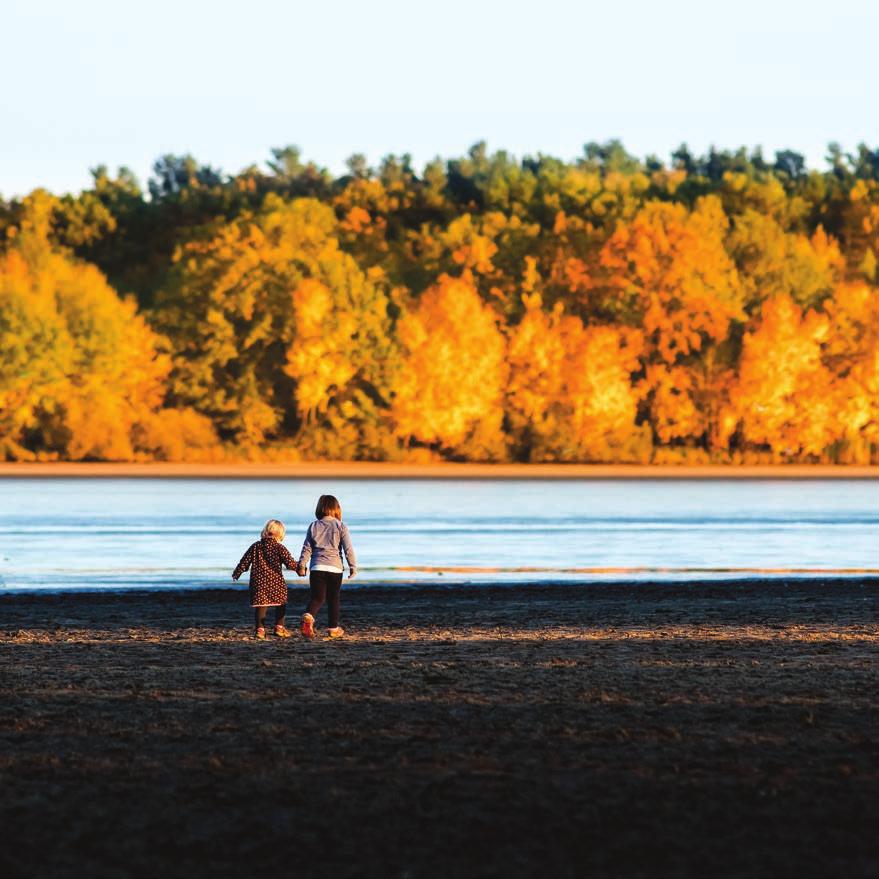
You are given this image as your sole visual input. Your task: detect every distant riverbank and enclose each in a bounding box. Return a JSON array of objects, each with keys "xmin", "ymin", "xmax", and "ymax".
[{"xmin": 2, "ymin": 461, "xmax": 879, "ymax": 479}]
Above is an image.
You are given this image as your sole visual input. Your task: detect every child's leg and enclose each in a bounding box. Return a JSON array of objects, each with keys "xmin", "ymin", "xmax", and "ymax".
[
  {"xmin": 306, "ymin": 571, "xmax": 328, "ymax": 618},
  {"xmin": 326, "ymin": 573, "xmax": 343, "ymax": 629},
  {"xmin": 274, "ymin": 603, "xmax": 287, "ymax": 628},
  {"xmin": 254, "ymin": 606, "xmax": 267, "ymax": 629}
]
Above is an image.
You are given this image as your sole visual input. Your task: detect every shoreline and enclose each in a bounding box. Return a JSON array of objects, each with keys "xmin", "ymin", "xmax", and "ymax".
[
  {"xmin": 2, "ymin": 460, "xmax": 879, "ymax": 479},
  {"xmin": 5, "ymin": 573, "xmax": 879, "ymax": 598}
]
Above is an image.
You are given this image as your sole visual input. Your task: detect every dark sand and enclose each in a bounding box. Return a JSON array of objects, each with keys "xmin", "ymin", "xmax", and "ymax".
[{"xmin": 1, "ymin": 581, "xmax": 877, "ymax": 878}]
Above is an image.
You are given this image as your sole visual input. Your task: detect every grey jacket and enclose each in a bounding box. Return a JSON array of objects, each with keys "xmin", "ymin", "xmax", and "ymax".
[{"xmin": 298, "ymin": 517, "xmax": 357, "ymax": 574}]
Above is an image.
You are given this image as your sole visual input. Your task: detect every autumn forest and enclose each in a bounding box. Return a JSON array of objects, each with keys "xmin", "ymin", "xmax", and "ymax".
[{"xmin": 3, "ymin": 141, "xmax": 879, "ymax": 464}]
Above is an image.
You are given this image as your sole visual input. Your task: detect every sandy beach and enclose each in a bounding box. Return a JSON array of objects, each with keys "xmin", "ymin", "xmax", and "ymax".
[{"xmin": 2, "ymin": 580, "xmax": 877, "ymax": 878}]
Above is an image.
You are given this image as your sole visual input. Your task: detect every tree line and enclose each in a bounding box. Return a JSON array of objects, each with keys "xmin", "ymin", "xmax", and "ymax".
[{"xmin": 3, "ymin": 140, "xmax": 879, "ymax": 463}]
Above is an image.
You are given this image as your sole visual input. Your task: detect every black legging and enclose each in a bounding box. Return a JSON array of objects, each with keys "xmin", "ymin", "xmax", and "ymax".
[
  {"xmin": 255, "ymin": 604, "xmax": 286, "ymax": 628},
  {"xmin": 306, "ymin": 570, "xmax": 343, "ymax": 628}
]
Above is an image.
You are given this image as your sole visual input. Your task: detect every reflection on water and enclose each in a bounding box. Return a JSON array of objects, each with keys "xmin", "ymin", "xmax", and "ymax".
[{"xmin": 0, "ymin": 478, "xmax": 877, "ymax": 591}]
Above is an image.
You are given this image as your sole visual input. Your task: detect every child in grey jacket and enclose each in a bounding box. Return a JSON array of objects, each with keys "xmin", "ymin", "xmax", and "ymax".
[{"xmin": 297, "ymin": 494, "xmax": 357, "ymax": 639}]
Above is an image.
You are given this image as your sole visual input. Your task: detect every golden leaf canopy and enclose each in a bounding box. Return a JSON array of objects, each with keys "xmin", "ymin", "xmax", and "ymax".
[{"xmin": 4, "ymin": 142, "xmax": 879, "ymax": 463}]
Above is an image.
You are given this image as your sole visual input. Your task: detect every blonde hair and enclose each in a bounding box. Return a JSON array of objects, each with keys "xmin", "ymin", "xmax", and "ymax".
[
  {"xmin": 315, "ymin": 495, "xmax": 342, "ymax": 520},
  {"xmin": 261, "ymin": 519, "xmax": 286, "ymax": 541}
]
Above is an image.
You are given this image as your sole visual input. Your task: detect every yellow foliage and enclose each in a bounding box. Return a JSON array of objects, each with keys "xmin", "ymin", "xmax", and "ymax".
[
  {"xmin": 567, "ymin": 325, "xmax": 645, "ymax": 457},
  {"xmin": 341, "ymin": 206, "xmax": 372, "ymax": 234},
  {"xmin": 0, "ymin": 220, "xmax": 171, "ymax": 461},
  {"xmin": 506, "ymin": 295, "xmax": 567, "ymax": 433},
  {"xmin": 823, "ymin": 282, "xmax": 879, "ymax": 451},
  {"xmin": 640, "ymin": 364, "xmax": 703, "ymax": 444},
  {"xmin": 285, "ymin": 279, "xmax": 358, "ymax": 417},
  {"xmin": 444, "ymin": 215, "xmax": 499, "ymax": 275},
  {"xmin": 392, "ymin": 275, "xmax": 507, "ymax": 459},
  {"xmin": 728, "ymin": 212, "xmax": 843, "ymax": 312},
  {"xmin": 563, "ymin": 258, "xmax": 591, "ymax": 295},
  {"xmin": 728, "ymin": 295, "xmax": 838, "ymax": 458},
  {"xmin": 12, "ymin": 143, "xmax": 879, "ymax": 465},
  {"xmin": 133, "ymin": 408, "xmax": 220, "ymax": 461},
  {"xmin": 599, "ymin": 197, "xmax": 743, "ymax": 363},
  {"xmin": 506, "ymin": 295, "xmax": 645, "ymax": 461},
  {"xmin": 521, "ymin": 256, "xmax": 540, "ymax": 294},
  {"xmin": 156, "ymin": 197, "xmax": 395, "ymax": 455}
]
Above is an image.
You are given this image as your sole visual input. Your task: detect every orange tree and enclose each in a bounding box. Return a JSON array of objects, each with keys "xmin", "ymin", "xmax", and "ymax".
[
  {"xmin": 596, "ymin": 196, "xmax": 744, "ymax": 450},
  {"xmin": 390, "ymin": 273, "xmax": 507, "ymax": 461},
  {"xmin": 0, "ymin": 192, "xmax": 214, "ymax": 461},
  {"xmin": 152, "ymin": 195, "xmax": 397, "ymax": 457}
]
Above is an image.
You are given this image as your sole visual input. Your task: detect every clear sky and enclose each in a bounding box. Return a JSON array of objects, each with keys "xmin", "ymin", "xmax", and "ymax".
[{"xmin": 3, "ymin": 0, "xmax": 878, "ymax": 197}]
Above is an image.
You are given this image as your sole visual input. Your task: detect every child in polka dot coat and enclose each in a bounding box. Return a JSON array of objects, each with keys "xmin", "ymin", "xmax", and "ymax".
[{"xmin": 233, "ymin": 519, "xmax": 297, "ymax": 640}]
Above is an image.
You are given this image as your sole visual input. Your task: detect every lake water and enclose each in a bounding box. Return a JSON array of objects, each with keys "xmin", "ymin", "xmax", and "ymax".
[{"xmin": 0, "ymin": 478, "xmax": 878, "ymax": 592}]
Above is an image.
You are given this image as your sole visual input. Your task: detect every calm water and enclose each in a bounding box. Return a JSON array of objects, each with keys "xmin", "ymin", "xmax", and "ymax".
[{"xmin": 1, "ymin": 478, "xmax": 878, "ymax": 592}]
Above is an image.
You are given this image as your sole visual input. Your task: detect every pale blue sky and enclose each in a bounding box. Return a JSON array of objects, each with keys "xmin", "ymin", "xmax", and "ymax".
[{"xmin": 2, "ymin": 0, "xmax": 877, "ymax": 197}]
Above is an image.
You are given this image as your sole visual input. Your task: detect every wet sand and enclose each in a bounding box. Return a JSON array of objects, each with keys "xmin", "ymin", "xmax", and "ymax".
[{"xmin": 2, "ymin": 581, "xmax": 878, "ymax": 878}]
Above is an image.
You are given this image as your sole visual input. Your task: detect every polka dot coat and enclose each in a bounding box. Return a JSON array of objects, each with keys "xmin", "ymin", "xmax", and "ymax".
[{"xmin": 233, "ymin": 537, "xmax": 295, "ymax": 607}]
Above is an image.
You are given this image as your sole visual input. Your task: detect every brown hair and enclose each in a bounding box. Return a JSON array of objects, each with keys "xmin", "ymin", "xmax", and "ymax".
[{"xmin": 315, "ymin": 494, "xmax": 342, "ymax": 520}]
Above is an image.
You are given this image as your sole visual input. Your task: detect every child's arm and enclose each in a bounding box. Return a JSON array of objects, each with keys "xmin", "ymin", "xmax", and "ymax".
[
  {"xmin": 340, "ymin": 523, "xmax": 358, "ymax": 579},
  {"xmin": 278, "ymin": 543, "xmax": 296, "ymax": 570},
  {"xmin": 232, "ymin": 545, "xmax": 253, "ymax": 581},
  {"xmin": 296, "ymin": 526, "xmax": 313, "ymax": 576}
]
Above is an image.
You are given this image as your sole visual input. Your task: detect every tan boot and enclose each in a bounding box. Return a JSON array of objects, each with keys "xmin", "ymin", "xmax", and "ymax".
[{"xmin": 300, "ymin": 613, "xmax": 315, "ymax": 639}]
